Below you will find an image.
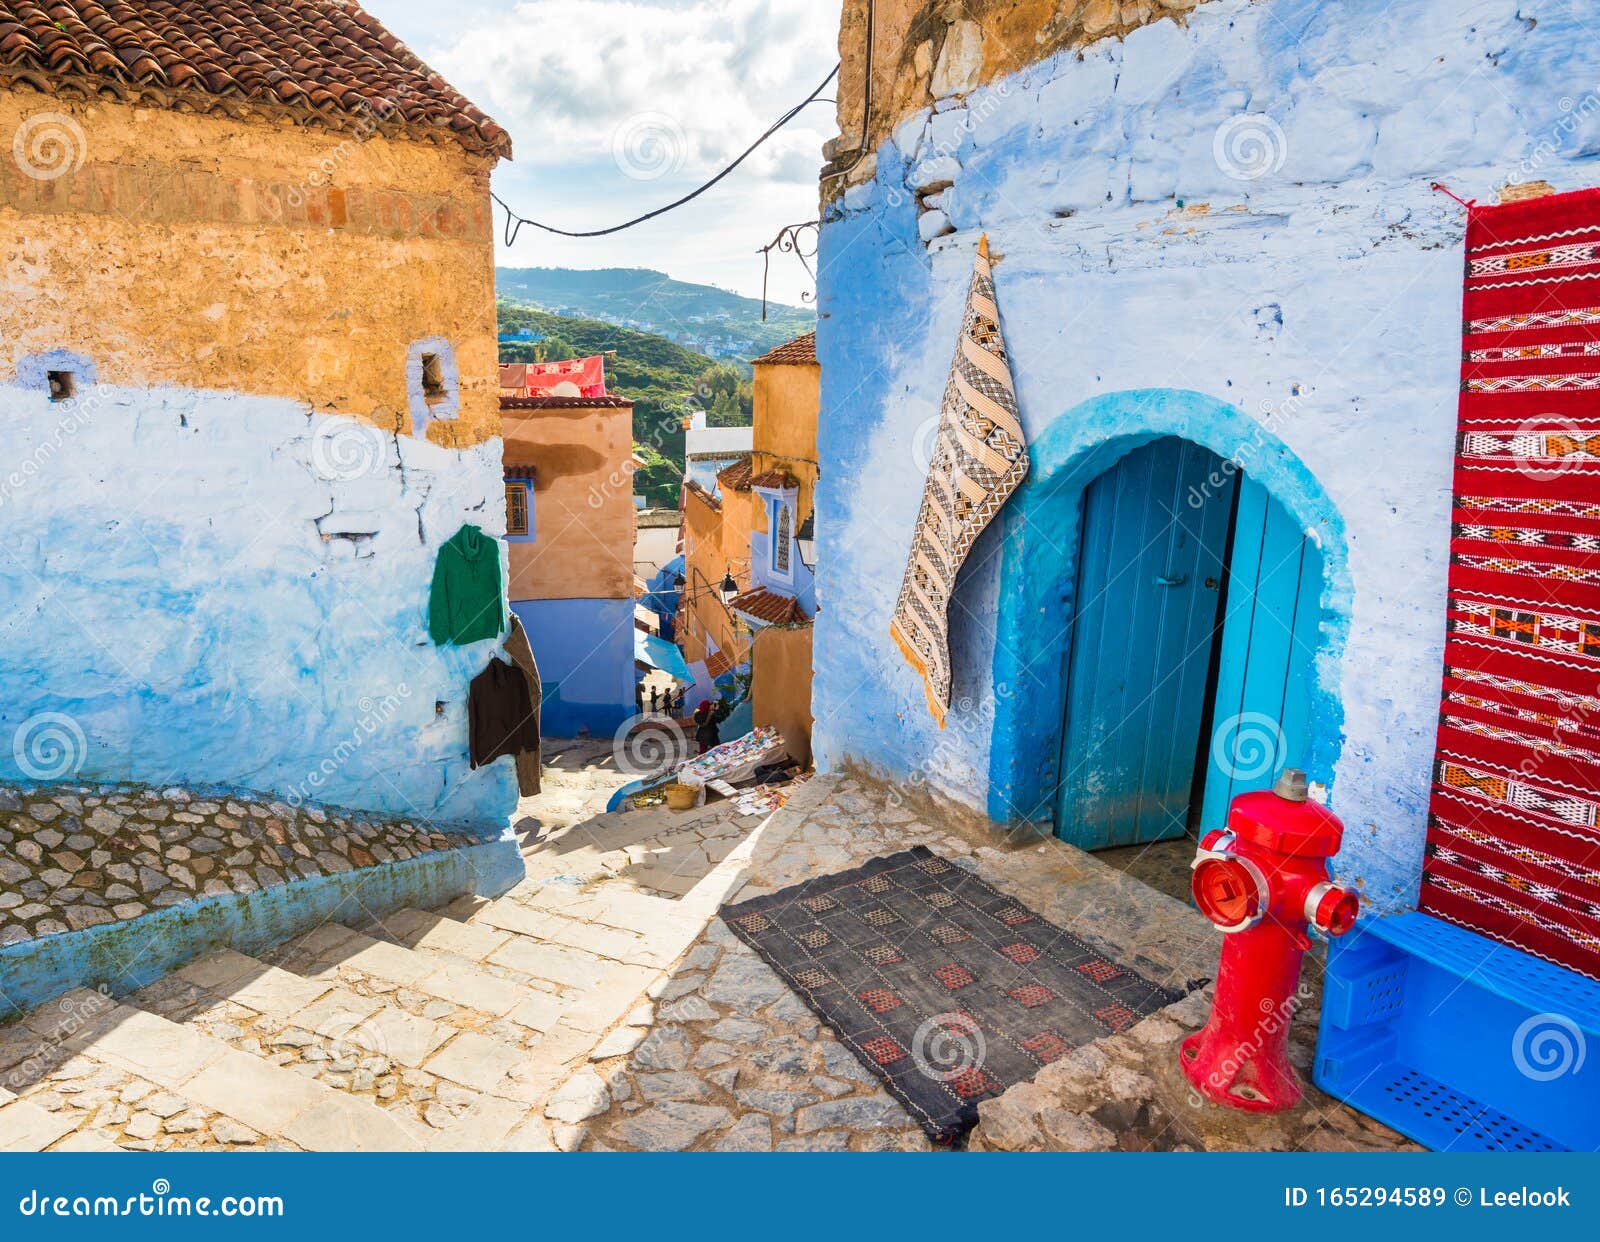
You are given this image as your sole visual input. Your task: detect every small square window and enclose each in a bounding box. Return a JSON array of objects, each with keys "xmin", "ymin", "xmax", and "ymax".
[
  {"xmin": 505, "ymin": 481, "xmax": 530, "ymax": 536},
  {"xmin": 421, "ymin": 353, "xmax": 446, "ymax": 404},
  {"xmin": 47, "ymin": 371, "xmax": 75, "ymax": 402}
]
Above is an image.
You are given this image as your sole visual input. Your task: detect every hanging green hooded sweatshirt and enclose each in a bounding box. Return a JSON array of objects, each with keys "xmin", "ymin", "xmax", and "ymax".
[{"xmin": 429, "ymin": 524, "xmax": 506, "ymax": 645}]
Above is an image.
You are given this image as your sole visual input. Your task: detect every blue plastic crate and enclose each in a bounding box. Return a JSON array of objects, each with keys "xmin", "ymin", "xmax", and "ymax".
[{"xmin": 1315, "ymin": 911, "xmax": 1600, "ymax": 1152}]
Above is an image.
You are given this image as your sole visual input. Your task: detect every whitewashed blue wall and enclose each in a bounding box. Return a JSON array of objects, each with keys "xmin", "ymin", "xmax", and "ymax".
[{"xmin": 812, "ymin": 0, "xmax": 1600, "ymax": 909}]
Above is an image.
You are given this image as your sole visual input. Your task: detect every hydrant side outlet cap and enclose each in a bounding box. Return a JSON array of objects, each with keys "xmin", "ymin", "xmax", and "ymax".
[{"xmin": 1226, "ymin": 788, "xmax": 1344, "ymax": 857}]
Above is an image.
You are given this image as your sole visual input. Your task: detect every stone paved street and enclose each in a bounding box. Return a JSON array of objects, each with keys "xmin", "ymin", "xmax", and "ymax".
[{"xmin": 0, "ymin": 740, "xmax": 1412, "ymax": 1153}]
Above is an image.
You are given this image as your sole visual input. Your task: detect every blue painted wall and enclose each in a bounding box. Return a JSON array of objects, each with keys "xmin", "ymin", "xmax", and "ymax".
[
  {"xmin": 510, "ymin": 597, "xmax": 635, "ymax": 737},
  {"xmin": 811, "ymin": 0, "xmax": 1600, "ymax": 911},
  {"xmin": 0, "ymin": 374, "xmax": 517, "ymax": 834}
]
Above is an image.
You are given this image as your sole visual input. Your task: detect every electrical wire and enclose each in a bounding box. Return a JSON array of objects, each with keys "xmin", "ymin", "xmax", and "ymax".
[{"xmin": 492, "ymin": 64, "xmax": 840, "ymax": 245}]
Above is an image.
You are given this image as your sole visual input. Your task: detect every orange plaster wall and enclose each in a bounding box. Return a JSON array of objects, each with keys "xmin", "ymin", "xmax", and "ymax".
[
  {"xmin": 0, "ymin": 91, "xmax": 502, "ymax": 447},
  {"xmin": 752, "ymin": 624, "xmax": 814, "ymax": 766},
  {"xmin": 503, "ymin": 403, "xmax": 637, "ymax": 603}
]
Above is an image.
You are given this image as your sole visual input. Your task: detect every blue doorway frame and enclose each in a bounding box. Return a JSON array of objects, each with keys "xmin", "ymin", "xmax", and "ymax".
[{"xmin": 985, "ymin": 389, "xmax": 1351, "ymax": 835}]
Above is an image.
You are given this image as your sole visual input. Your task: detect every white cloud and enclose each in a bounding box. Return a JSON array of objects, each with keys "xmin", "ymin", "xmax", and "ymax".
[
  {"xmin": 367, "ymin": 0, "xmax": 840, "ymax": 303},
  {"xmin": 433, "ymin": 0, "xmax": 840, "ymax": 185}
]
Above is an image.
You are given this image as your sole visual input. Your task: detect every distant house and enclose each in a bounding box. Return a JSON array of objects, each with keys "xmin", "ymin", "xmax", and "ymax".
[
  {"xmin": 683, "ymin": 410, "xmax": 754, "ymax": 493},
  {"xmin": 502, "ymin": 394, "xmax": 638, "ymax": 735},
  {"xmin": 730, "ymin": 333, "xmax": 818, "ymax": 764},
  {"xmin": 635, "ymin": 508, "xmax": 683, "ymax": 581}
]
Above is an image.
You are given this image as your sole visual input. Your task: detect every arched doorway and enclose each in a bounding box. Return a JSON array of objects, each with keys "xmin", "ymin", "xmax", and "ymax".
[
  {"xmin": 985, "ymin": 389, "xmax": 1350, "ymax": 855},
  {"xmin": 1054, "ymin": 435, "xmax": 1325, "ymax": 849}
]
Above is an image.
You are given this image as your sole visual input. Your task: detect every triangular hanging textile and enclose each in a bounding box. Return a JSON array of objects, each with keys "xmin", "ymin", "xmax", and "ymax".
[{"xmin": 889, "ymin": 236, "xmax": 1029, "ymax": 727}]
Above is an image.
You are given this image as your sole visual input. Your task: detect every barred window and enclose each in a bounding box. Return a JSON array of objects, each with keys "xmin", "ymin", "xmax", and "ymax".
[{"xmin": 506, "ymin": 482, "xmax": 529, "ymax": 536}]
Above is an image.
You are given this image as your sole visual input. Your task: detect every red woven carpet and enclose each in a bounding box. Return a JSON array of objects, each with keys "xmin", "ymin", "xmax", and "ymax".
[{"xmin": 1421, "ymin": 187, "xmax": 1600, "ymax": 980}]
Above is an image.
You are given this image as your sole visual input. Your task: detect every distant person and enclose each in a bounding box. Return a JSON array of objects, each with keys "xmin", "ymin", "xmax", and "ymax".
[
  {"xmin": 650, "ymin": 686, "xmax": 660, "ymax": 714},
  {"xmin": 693, "ymin": 699, "xmax": 722, "ymax": 754}
]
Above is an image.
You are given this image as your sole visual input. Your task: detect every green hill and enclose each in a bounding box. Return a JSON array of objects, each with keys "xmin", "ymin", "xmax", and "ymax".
[
  {"xmin": 496, "ymin": 266, "xmax": 813, "ymax": 367},
  {"xmin": 497, "ymin": 302, "xmax": 751, "ymax": 508}
]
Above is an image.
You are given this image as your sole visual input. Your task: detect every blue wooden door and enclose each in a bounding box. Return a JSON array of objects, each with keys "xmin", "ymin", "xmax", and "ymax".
[
  {"xmin": 1198, "ymin": 474, "xmax": 1324, "ymax": 831},
  {"xmin": 1055, "ymin": 438, "xmax": 1235, "ymax": 849}
]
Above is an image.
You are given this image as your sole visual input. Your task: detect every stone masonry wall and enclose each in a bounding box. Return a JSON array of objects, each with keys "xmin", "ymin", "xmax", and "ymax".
[{"xmin": 0, "ymin": 781, "xmax": 497, "ymax": 951}]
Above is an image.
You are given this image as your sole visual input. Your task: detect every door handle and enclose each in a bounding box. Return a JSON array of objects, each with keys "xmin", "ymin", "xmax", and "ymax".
[{"xmin": 1155, "ymin": 573, "xmax": 1187, "ymax": 587}]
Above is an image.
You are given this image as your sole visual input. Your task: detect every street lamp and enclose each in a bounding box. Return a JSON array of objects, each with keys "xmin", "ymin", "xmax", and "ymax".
[
  {"xmin": 795, "ymin": 511, "xmax": 816, "ymax": 570},
  {"xmin": 718, "ymin": 571, "xmax": 739, "ymax": 605}
]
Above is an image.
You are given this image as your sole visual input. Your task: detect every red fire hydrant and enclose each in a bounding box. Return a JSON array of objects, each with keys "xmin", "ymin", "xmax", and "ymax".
[{"xmin": 1179, "ymin": 768, "xmax": 1359, "ymax": 1112}]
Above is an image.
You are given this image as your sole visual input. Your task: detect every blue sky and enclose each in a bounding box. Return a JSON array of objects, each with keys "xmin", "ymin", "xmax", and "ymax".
[{"xmin": 366, "ymin": 0, "xmax": 841, "ymax": 306}]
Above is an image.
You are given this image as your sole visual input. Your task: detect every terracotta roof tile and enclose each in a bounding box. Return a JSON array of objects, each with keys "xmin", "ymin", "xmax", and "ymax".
[
  {"xmin": 729, "ymin": 586, "xmax": 807, "ymax": 626},
  {"xmin": 749, "ymin": 468, "xmax": 799, "ymax": 490},
  {"xmin": 705, "ymin": 649, "xmax": 736, "ymax": 679},
  {"xmin": 751, "ymin": 330, "xmax": 817, "ymax": 366},
  {"xmin": 682, "ymin": 479, "xmax": 721, "ymax": 513},
  {"xmin": 0, "ymin": 1, "xmax": 511, "ymax": 158},
  {"xmin": 716, "ymin": 454, "xmax": 753, "ymax": 493},
  {"xmin": 500, "ymin": 395, "xmax": 633, "ymax": 410}
]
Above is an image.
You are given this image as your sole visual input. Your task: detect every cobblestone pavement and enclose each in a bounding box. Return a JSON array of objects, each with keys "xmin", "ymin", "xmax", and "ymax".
[
  {"xmin": 0, "ymin": 739, "xmax": 764, "ymax": 1152},
  {"xmin": 0, "ymin": 744, "xmax": 1412, "ymax": 1152},
  {"xmin": 0, "ymin": 783, "xmax": 493, "ymax": 949}
]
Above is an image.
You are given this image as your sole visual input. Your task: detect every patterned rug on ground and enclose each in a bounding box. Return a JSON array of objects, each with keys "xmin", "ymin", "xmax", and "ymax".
[{"xmin": 720, "ymin": 846, "xmax": 1185, "ymax": 1144}]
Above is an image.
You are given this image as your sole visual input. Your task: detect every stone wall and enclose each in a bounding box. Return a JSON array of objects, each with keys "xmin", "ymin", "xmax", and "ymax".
[
  {"xmin": 811, "ymin": 0, "xmax": 1600, "ymax": 910},
  {"xmin": 829, "ymin": 0, "xmax": 1213, "ymax": 199},
  {"xmin": 0, "ymin": 781, "xmax": 499, "ymax": 950}
]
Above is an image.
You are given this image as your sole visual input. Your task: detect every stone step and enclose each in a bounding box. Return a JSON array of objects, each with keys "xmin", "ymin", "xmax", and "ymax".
[
  {"xmin": 129, "ymin": 949, "xmax": 550, "ymax": 1152},
  {"xmin": 11, "ymin": 989, "xmax": 424, "ymax": 1152},
  {"xmin": 357, "ymin": 909, "xmax": 570, "ymax": 1034}
]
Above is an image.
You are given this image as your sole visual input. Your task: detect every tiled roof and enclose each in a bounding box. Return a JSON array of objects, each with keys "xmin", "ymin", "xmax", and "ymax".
[
  {"xmin": 0, "ymin": 1, "xmax": 511, "ymax": 158},
  {"xmin": 749, "ymin": 468, "xmax": 799, "ymax": 490},
  {"xmin": 705, "ymin": 649, "xmax": 737, "ymax": 679},
  {"xmin": 751, "ymin": 331, "xmax": 817, "ymax": 366},
  {"xmin": 503, "ymin": 464, "xmax": 536, "ymax": 482},
  {"xmin": 682, "ymin": 479, "xmax": 721, "ymax": 513},
  {"xmin": 500, "ymin": 395, "xmax": 632, "ymax": 410},
  {"xmin": 716, "ymin": 454, "xmax": 753, "ymax": 493},
  {"xmin": 729, "ymin": 587, "xmax": 808, "ymax": 627}
]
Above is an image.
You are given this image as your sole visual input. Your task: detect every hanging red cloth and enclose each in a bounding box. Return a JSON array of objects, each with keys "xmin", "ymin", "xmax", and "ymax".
[{"xmin": 1420, "ymin": 186, "xmax": 1600, "ymax": 980}]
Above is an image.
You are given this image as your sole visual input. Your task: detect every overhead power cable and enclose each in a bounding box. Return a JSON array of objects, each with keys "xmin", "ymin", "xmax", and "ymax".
[{"xmin": 492, "ymin": 64, "xmax": 840, "ymax": 245}]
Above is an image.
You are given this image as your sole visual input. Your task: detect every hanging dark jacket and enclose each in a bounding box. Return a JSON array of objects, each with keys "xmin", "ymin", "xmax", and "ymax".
[
  {"xmin": 502, "ymin": 614, "xmax": 543, "ymax": 795},
  {"xmin": 468, "ymin": 657, "xmax": 539, "ymax": 769},
  {"xmin": 429, "ymin": 524, "xmax": 506, "ymax": 645}
]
